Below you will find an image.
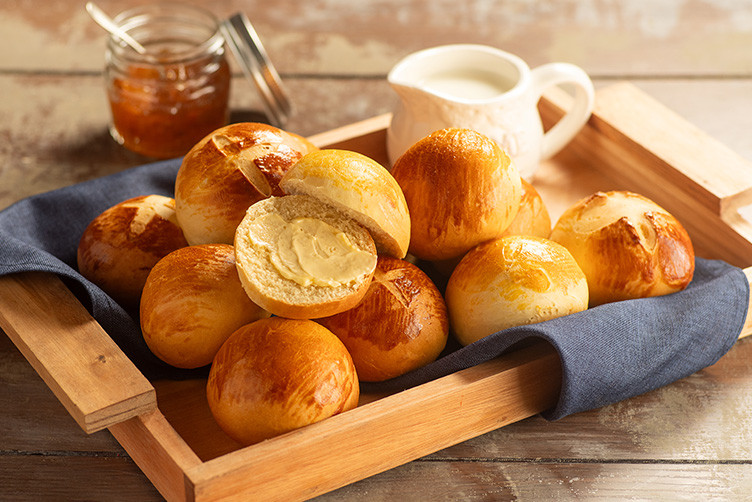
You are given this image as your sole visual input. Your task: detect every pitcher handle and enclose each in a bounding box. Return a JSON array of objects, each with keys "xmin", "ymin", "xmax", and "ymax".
[{"xmin": 531, "ymin": 62, "xmax": 595, "ymax": 161}]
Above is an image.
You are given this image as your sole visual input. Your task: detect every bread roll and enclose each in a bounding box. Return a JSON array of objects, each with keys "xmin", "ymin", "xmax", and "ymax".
[
  {"xmin": 446, "ymin": 235, "xmax": 588, "ymax": 346},
  {"xmin": 317, "ymin": 256, "xmax": 448, "ymax": 382},
  {"xmin": 140, "ymin": 244, "xmax": 268, "ymax": 369},
  {"xmin": 549, "ymin": 190, "xmax": 695, "ymax": 306},
  {"xmin": 174, "ymin": 122, "xmax": 318, "ymax": 246},
  {"xmin": 77, "ymin": 194, "xmax": 188, "ymax": 309},
  {"xmin": 206, "ymin": 317, "xmax": 359, "ymax": 445},
  {"xmin": 234, "ymin": 194, "xmax": 378, "ymax": 319},
  {"xmin": 280, "ymin": 149, "xmax": 411, "ymax": 258},
  {"xmin": 391, "ymin": 128, "xmax": 522, "ymax": 261},
  {"xmin": 502, "ymin": 178, "xmax": 551, "ymax": 239}
]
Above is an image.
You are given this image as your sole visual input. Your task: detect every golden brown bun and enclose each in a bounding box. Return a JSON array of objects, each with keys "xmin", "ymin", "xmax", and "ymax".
[
  {"xmin": 140, "ymin": 244, "xmax": 268, "ymax": 369},
  {"xmin": 77, "ymin": 195, "xmax": 188, "ymax": 309},
  {"xmin": 174, "ymin": 122, "xmax": 318, "ymax": 246},
  {"xmin": 549, "ymin": 190, "xmax": 695, "ymax": 306},
  {"xmin": 445, "ymin": 235, "xmax": 588, "ymax": 346},
  {"xmin": 234, "ymin": 195, "xmax": 377, "ymax": 319},
  {"xmin": 391, "ymin": 128, "xmax": 522, "ymax": 261},
  {"xmin": 317, "ymin": 256, "xmax": 448, "ymax": 382},
  {"xmin": 206, "ymin": 317, "xmax": 359, "ymax": 445},
  {"xmin": 280, "ymin": 149, "xmax": 411, "ymax": 258},
  {"xmin": 502, "ymin": 178, "xmax": 551, "ymax": 239}
]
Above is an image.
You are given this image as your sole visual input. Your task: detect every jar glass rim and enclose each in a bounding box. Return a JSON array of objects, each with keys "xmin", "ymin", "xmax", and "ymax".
[{"xmin": 108, "ymin": 2, "xmax": 224, "ymax": 64}]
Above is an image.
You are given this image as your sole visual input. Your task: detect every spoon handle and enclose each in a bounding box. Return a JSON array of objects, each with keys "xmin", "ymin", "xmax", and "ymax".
[{"xmin": 85, "ymin": 2, "xmax": 147, "ymax": 54}]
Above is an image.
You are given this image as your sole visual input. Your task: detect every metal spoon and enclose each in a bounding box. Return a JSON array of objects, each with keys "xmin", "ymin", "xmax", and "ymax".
[{"xmin": 85, "ymin": 1, "xmax": 147, "ymax": 54}]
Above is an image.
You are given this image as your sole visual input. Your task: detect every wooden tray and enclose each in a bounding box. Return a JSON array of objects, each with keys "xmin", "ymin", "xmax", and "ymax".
[{"xmin": 2, "ymin": 82, "xmax": 752, "ymax": 501}]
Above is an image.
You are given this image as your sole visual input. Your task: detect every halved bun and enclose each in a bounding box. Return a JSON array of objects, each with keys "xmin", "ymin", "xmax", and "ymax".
[
  {"xmin": 234, "ymin": 194, "xmax": 378, "ymax": 319},
  {"xmin": 280, "ymin": 149, "xmax": 411, "ymax": 258},
  {"xmin": 391, "ymin": 128, "xmax": 522, "ymax": 261},
  {"xmin": 549, "ymin": 190, "xmax": 695, "ymax": 306},
  {"xmin": 175, "ymin": 122, "xmax": 318, "ymax": 246}
]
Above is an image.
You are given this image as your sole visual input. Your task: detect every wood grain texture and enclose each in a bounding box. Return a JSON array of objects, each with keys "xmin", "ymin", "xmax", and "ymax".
[
  {"xmin": 4, "ymin": 0, "xmax": 752, "ymax": 78},
  {"xmin": 317, "ymin": 460, "xmax": 752, "ymax": 501},
  {"xmin": 0, "ymin": 455, "xmax": 161, "ymax": 501},
  {"xmin": 2, "ymin": 0, "xmax": 752, "ymax": 500},
  {"xmin": 0, "ymin": 333, "xmax": 123, "ymax": 452},
  {"xmin": 109, "ymin": 411, "xmax": 203, "ymax": 502},
  {"xmin": 0, "ymin": 272, "xmax": 156, "ymax": 433}
]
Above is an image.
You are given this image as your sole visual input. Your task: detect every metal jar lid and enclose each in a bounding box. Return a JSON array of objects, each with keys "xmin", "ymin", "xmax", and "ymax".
[{"xmin": 220, "ymin": 13, "xmax": 292, "ymax": 128}]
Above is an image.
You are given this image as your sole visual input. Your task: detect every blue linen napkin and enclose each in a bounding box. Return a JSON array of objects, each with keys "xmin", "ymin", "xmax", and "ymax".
[{"xmin": 0, "ymin": 158, "xmax": 748, "ymax": 419}]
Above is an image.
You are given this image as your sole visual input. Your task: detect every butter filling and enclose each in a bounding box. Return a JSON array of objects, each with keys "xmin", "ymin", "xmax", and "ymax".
[{"xmin": 249, "ymin": 213, "xmax": 375, "ymax": 287}]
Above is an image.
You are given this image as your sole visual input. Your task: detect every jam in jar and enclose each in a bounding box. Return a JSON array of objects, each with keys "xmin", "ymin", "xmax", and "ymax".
[{"xmin": 105, "ymin": 4, "xmax": 230, "ymax": 159}]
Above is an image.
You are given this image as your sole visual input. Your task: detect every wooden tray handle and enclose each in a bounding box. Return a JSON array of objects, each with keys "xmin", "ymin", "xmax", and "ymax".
[
  {"xmin": 0, "ymin": 272, "xmax": 155, "ymax": 433},
  {"xmin": 540, "ymin": 82, "xmax": 752, "ymax": 217},
  {"xmin": 539, "ymin": 83, "xmax": 752, "ymax": 268}
]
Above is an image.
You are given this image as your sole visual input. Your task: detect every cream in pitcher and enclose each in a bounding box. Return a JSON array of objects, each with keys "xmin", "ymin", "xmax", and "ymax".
[{"xmin": 386, "ymin": 44, "xmax": 595, "ymax": 179}]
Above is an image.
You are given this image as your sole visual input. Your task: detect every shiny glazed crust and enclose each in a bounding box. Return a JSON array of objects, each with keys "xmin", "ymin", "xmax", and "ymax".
[
  {"xmin": 502, "ymin": 178, "xmax": 552, "ymax": 239},
  {"xmin": 206, "ymin": 317, "xmax": 359, "ymax": 445},
  {"xmin": 445, "ymin": 235, "xmax": 589, "ymax": 346},
  {"xmin": 317, "ymin": 256, "xmax": 449, "ymax": 382},
  {"xmin": 233, "ymin": 195, "xmax": 377, "ymax": 319},
  {"xmin": 280, "ymin": 149, "xmax": 411, "ymax": 259},
  {"xmin": 391, "ymin": 128, "xmax": 522, "ymax": 261},
  {"xmin": 139, "ymin": 244, "xmax": 268, "ymax": 369},
  {"xmin": 76, "ymin": 194, "xmax": 188, "ymax": 309},
  {"xmin": 174, "ymin": 122, "xmax": 318, "ymax": 246},
  {"xmin": 549, "ymin": 190, "xmax": 695, "ymax": 306}
]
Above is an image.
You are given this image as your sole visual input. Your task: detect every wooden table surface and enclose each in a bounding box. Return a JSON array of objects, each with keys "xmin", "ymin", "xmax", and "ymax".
[{"xmin": 3, "ymin": 0, "xmax": 752, "ymax": 500}]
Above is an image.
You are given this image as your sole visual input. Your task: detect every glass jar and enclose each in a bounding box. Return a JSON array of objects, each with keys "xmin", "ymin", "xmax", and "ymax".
[{"xmin": 105, "ymin": 3, "xmax": 231, "ymax": 159}]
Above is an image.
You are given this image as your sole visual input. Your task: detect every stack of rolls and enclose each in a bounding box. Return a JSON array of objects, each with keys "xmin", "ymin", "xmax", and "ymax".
[
  {"xmin": 389, "ymin": 126, "xmax": 694, "ymax": 346},
  {"xmin": 389, "ymin": 127, "xmax": 588, "ymax": 345},
  {"xmin": 76, "ymin": 121, "xmax": 695, "ymax": 446}
]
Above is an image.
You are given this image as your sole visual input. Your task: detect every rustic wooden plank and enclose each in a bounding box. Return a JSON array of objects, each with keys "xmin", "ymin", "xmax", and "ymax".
[
  {"xmin": 435, "ymin": 335, "xmax": 752, "ymax": 464},
  {"xmin": 4, "ymin": 0, "xmax": 752, "ymax": 79},
  {"xmin": 0, "ymin": 455, "xmax": 161, "ymax": 501},
  {"xmin": 0, "ymin": 333, "xmax": 128, "ymax": 452},
  {"xmin": 0, "ymin": 272, "xmax": 156, "ymax": 433},
  {"xmin": 316, "ymin": 459, "xmax": 752, "ymax": 501}
]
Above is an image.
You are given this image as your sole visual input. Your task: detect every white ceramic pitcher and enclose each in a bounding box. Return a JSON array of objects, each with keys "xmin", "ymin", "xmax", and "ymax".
[{"xmin": 386, "ymin": 44, "xmax": 595, "ymax": 180}]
